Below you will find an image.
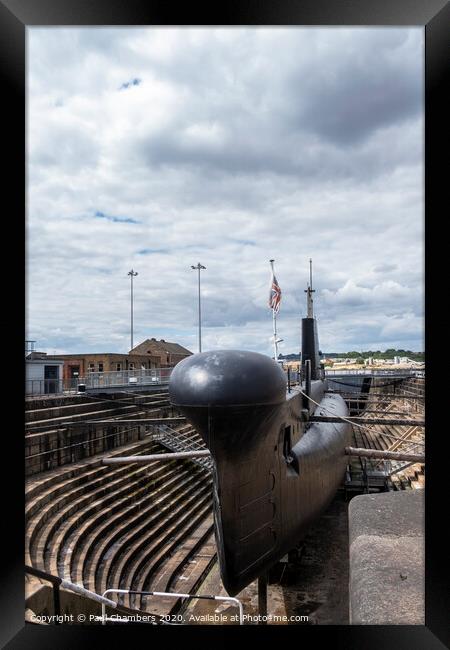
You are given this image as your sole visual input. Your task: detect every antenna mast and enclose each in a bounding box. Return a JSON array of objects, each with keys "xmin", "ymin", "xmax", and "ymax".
[{"xmin": 304, "ymin": 258, "xmax": 315, "ymax": 318}]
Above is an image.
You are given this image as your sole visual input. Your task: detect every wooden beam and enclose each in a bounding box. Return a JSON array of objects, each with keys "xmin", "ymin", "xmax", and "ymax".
[
  {"xmin": 102, "ymin": 450, "xmax": 211, "ymax": 464},
  {"xmin": 310, "ymin": 415, "xmax": 424, "ymax": 426},
  {"xmin": 344, "ymin": 446, "xmax": 425, "ymax": 463}
]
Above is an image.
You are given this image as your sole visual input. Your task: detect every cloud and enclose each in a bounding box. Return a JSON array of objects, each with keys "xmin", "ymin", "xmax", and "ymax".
[
  {"xmin": 373, "ymin": 263, "xmax": 399, "ymax": 273},
  {"xmin": 285, "ymin": 30, "xmax": 422, "ymax": 146},
  {"xmin": 26, "ymin": 27, "xmax": 424, "ymax": 355}
]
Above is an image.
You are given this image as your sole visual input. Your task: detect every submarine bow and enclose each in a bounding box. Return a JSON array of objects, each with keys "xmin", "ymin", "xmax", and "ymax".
[{"xmin": 169, "ymin": 349, "xmax": 351, "ymax": 596}]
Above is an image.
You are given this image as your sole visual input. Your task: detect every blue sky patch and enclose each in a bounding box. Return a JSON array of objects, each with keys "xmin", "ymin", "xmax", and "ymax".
[
  {"xmin": 230, "ymin": 238, "xmax": 257, "ymax": 246},
  {"xmin": 119, "ymin": 78, "xmax": 142, "ymax": 90},
  {"xmin": 95, "ymin": 211, "xmax": 140, "ymax": 224},
  {"xmin": 137, "ymin": 248, "xmax": 170, "ymax": 255}
]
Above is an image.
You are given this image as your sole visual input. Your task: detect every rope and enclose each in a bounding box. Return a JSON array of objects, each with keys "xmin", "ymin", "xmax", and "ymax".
[
  {"xmin": 296, "ymin": 386, "xmax": 425, "ymax": 446},
  {"xmin": 326, "ymin": 378, "xmax": 404, "ymax": 389}
]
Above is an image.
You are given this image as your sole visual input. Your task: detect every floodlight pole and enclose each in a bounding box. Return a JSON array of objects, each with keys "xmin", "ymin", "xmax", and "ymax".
[
  {"xmin": 191, "ymin": 263, "xmax": 206, "ymax": 353},
  {"xmin": 128, "ymin": 269, "xmax": 138, "ymax": 351}
]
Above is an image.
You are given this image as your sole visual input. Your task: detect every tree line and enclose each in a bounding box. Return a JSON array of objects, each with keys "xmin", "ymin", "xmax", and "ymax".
[{"xmin": 279, "ymin": 349, "xmax": 424, "ymax": 362}]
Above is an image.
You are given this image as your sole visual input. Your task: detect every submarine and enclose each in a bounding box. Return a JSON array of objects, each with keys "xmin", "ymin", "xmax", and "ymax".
[{"xmin": 169, "ymin": 271, "xmax": 352, "ymax": 596}]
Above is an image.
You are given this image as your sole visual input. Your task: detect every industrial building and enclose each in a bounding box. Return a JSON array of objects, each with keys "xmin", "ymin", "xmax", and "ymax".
[
  {"xmin": 44, "ymin": 352, "xmax": 160, "ymax": 380},
  {"xmin": 41, "ymin": 338, "xmax": 192, "ymax": 381},
  {"xmin": 25, "ymin": 352, "xmax": 65, "ymax": 395},
  {"xmin": 25, "ymin": 339, "xmax": 192, "ymax": 398},
  {"xmin": 129, "ymin": 338, "xmax": 192, "ymax": 366}
]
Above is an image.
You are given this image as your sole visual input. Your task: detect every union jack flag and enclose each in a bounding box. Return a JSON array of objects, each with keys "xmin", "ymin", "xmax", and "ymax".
[{"xmin": 269, "ymin": 271, "xmax": 282, "ymax": 313}]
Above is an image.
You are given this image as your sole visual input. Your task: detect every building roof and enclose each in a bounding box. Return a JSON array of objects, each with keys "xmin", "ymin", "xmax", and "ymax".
[
  {"xmin": 45, "ymin": 352, "xmax": 159, "ymax": 360},
  {"xmin": 26, "ymin": 356, "xmax": 64, "ymax": 364},
  {"xmin": 26, "ymin": 351, "xmax": 49, "ymax": 360},
  {"xmin": 129, "ymin": 338, "xmax": 192, "ymax": 356}
]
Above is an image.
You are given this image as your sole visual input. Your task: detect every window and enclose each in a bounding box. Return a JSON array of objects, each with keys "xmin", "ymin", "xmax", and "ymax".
[
  {"xmin": 88, "ymin": 363, "xmax": 95, "ymax": 372},
  {"xmin": 116, "ymin": 363, "xmax": 121, "ymax": 371},
  {"xmin": 98, "ymin": 363, "xmax": 104, "ymax": 372},
  {"xmin": 129, "ymin": 362, "xmax": 134, "ymax": 370},
  {"xmin": 70, "ymin": 366, "xmax": 80, "ymax": 378}
]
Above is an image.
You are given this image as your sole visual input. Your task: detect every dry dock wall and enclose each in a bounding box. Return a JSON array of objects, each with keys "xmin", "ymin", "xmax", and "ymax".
[{"xmin": 349, "ymin": 489, "xmax": 424, "ymax": 624}]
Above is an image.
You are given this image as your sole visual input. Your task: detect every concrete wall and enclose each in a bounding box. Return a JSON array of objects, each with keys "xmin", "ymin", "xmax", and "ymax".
[
  {"xmin": 349, "ymin": 490, "xmax": 424, "ymax": 625},
  {"xmin": 25, "ymin": 405, "xmax": 179, "ymax": 476}
]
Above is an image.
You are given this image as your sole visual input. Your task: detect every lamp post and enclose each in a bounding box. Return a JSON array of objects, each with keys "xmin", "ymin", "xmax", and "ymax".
[
  {"xmin": 127, "ymin": 269, "xmax": 138, "ymax": 351},
  {"xmin": 191, "ymin": 263, "xmax": 206, "ymax": 353}
]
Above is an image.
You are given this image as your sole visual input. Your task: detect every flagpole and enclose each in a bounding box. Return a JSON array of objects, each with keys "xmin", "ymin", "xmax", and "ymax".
[
  {"xmin": 273, "ymin": 304, "xmax": 278, "ymax": 362},
  {"xmin": 270, "ymin": 259, "xmax": 278, "ymax": 362}
]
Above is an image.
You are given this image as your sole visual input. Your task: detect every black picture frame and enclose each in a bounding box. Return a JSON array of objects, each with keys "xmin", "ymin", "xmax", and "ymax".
[{"xmin": 1, "ymin": 0, "xmax": 448, "ymax": 647}]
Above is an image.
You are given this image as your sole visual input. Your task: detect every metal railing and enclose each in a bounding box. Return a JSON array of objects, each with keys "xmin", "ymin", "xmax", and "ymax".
[
  {"xmin": 324, "ymin": 368, "xmax": 423, "ymax": 377},
  {"xmin": 153, "ymin": 423, "xmax": 213, "ymax": 470},
  {"xmin": 25, "ymin": 565, "xmax": 117, "ymax": 624},
  {"xmin": 279, "ymin": 367, "xmax": 423, "ymax": 384},
  {"xmin": 82, "ymin": 368, "xmax": 173, "ymax": 388},
  {"xmin": 101, "ymin": 588, "xmax": 243, "ymax": 625},
  {"xmin": 25, "ymin": 379, "xmax": 68, "ymax": 396},
  {"xmin": 26, "ymin": 368, "xmax": 174, "ymax": 396},
  {"xmin": 25, "ymin": 565, "xmax": 243, "ymax": 626},
  {"xmin": 387, "ymin": 442, "xmax": 425, "ymax": 476},
  {"xmin": 25, "ymin": 364, "xmax": 424, "ymax": 397}
]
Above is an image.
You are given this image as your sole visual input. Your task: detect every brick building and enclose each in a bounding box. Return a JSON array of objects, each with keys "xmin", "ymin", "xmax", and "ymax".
[
  {"xmin": 45, "ymin": 352, "xmax": 160, "ymax": 381},
  {"xmin": 129, "ymin": 338, "xmax": 192, "ymax": 366}
]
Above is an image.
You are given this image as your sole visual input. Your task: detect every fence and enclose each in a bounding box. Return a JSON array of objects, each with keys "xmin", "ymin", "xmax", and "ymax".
[
  {"xmin": 84, "ymin": 367, "xmax": 173, "ymax": 388},
  {"xmin": 324, "ymin": 368, "xmax": 423, "ymax": 377},
  {"xmin": 25, "ymin": 379, "xmax": 67, "ymax": 396},
  {"xmin": 26, "ymin": 368, "xmax": 174, "ymax": 396},
  {"xmin": 25, "ymin": 364, "xmax": 424, "ymax": 396}
]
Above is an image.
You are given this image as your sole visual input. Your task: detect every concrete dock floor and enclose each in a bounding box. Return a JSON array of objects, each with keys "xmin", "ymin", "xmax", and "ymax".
[{"xmin": 182, "ymin": 492, "xmax": 350, "ymax": 625}]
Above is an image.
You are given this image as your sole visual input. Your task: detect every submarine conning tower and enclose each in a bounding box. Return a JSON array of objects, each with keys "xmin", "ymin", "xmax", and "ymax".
[{"xmin": 302, "ymin": 258, "xmax": 321, "ymax": 380}]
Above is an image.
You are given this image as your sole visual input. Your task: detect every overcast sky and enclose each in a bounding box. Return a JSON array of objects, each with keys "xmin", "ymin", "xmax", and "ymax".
[{"xmin": 27, "ymin": 27, "xmax": 424, "ymax": 357}]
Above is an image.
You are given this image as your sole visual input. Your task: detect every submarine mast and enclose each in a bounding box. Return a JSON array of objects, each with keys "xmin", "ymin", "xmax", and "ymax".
[
  {"xmin": 302, "ymin": 258, "xmax": 321, "ymax": 380},
  {"xmin": 306, "ymin": 257, "xmax": 315, "ymax": 317}
]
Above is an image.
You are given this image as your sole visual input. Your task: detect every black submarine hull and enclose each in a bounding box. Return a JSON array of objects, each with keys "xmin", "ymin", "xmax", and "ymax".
[{"xmin": 169, "ymin": 350, "xmax": 351, "ymax": 596}]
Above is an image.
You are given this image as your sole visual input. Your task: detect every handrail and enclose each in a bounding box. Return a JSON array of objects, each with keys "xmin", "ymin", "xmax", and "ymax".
[
  {"xmin": 25, "ymin": 565, "xmax": 117, "ymax": 624},
  {"xmin": 25, "ymin": 367, "xmax": 175, "ymax": 396},
  {"xmin": 26, "ymin": 565, "xmax": 62, "ymax": 623},
  {"xmin": 101, "ymin": 588, "xmax": 244, "ymax": 625},
  {"xmin": 325, "ymin": 368, "xmax": 423, "ymax": 377}
]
